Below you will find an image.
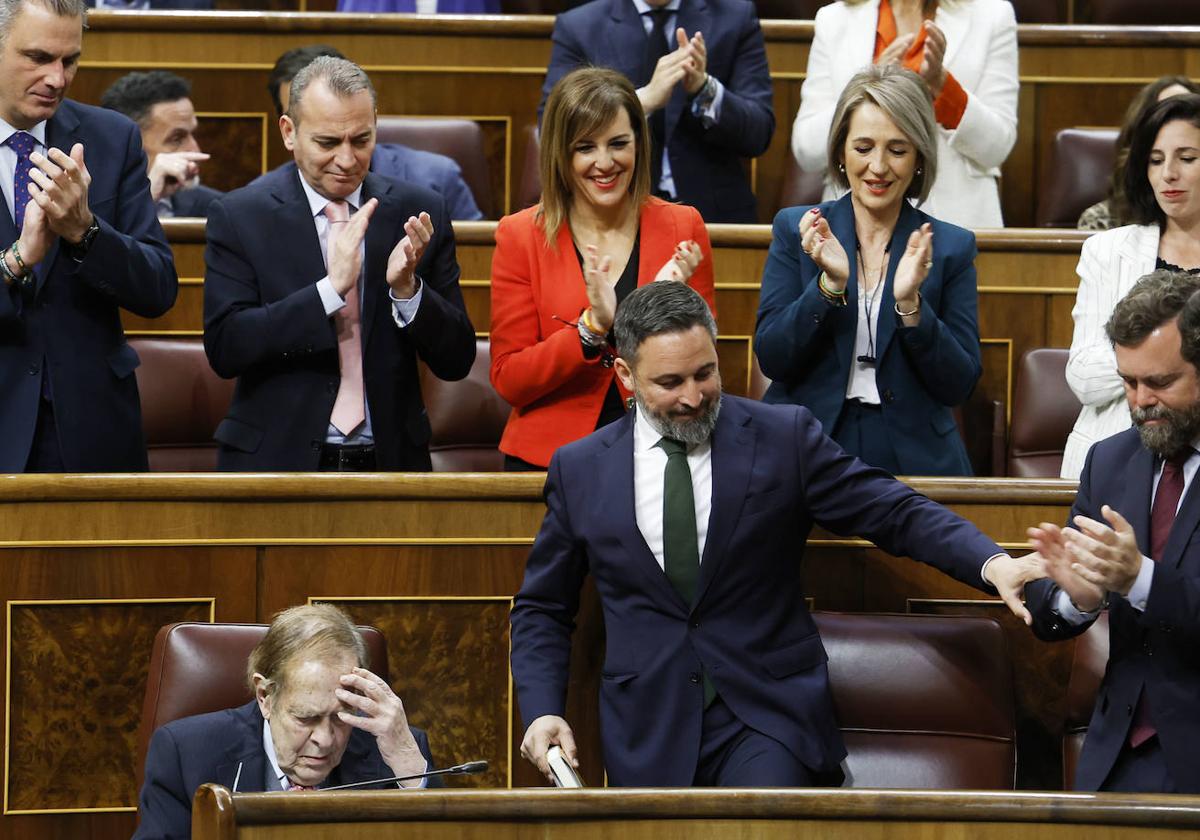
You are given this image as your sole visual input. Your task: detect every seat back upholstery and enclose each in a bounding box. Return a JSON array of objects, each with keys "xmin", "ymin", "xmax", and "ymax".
[
  {"xmin": 778, "ymin": 150, "xmax": 826, "ymax": 213},
  {"xmin": 1007, "ymin": 348, "xmax": 1081, "ymax": 478},
  {"xmin": 374, "ymin": 117, "xmax": 494, "ymax": 219},
  {"xmin": 516, "ymin": 123, "xmax": 542, "ymax": 211},
  {"xmin": 1036, "ymin": 128, "xmax": 1119, "ymax": 227},
  {"xmin": 814, "ymin": 611, "xmax": 1017, "ymax": 789},
  {"xmin": 135, "ymin": 621, "xmax": 388, "ymax": 793},
  {"xmin": 420, "ymin": 339, "xmax": 511, "ymax": 471},
  {"xmin": 130, "ymin": 337, "xmax": 235, "ymax": 472},
  {"xmin": 1063, "ymin": 612, "xmax": 1110, "ymax": 789}
]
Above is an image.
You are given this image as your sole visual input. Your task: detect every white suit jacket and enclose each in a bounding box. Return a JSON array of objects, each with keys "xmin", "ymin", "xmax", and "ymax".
[
  {"xmin": 1061, "ymin": 224, "xmax": 1160, "ymax": 480},
  {"xmin": 791, "ymin": 0, "xmax": 1018, "ymax": 228}
]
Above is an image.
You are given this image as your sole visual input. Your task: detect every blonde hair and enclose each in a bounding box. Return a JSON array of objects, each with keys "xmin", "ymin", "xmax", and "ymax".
[
  {"xmin": 827, "ymin": 64, "xmax": 938, "ymax": 204},
  {"xmin": 537, "ymin": 67, "xmax": 651, "ymax": 245},
  {"xmin": 247, "ymin": 603, "xmax": 368, "ymax": 697}
]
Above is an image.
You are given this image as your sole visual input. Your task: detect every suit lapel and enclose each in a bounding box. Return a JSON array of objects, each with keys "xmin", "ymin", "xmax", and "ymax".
[
  {"xmin": 271, "ymin": 168, "xmax": 328, "ymax": 294},
  {"xmin": 694, "ymin": 397, "xmax": 754, "ymax": 608},
  {"xmin": 603, "ymin": 412, "xmax": 689, "ymax": 610},
  {"xmin": 826, "ymin": 198, "xmax": 859, "ymax": 373},
  {"xmin": 36, "ymin": 108, "xmax": 80, "ymax": 293},
  {"xmin": 606, "ymin": 0, "xmax": 651, "ymax": 82},
  {"xmin": 1163, "ymin": 455, "xmax": 1200, "ymax": 569},
  {"xmin": 360, "ymin": 173, "xmax": 395, "ymax": 350},
  {"xmin": 874, "ymin": 203, "xmax": 921, "ymax": 363},
  {"xmin": 215, "ymin": 702, "xmax": 272, "ymax": 793},
  {"xmin": 1123, "ymin": 445, "xmax": 1156, "ymax": 557},
  {"xmin": 934, "ymin": 0, "xmax": 971, "ymax": 70}
]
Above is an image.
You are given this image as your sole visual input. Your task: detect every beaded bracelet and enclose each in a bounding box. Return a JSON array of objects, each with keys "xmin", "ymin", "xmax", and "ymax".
[
  {"xmin": 816, "ymin": 272, "xmax": 847, "ymax": 307},
  {"xmin": 10, "ymin": 240, "xmax": 28, "ymax": 275}
]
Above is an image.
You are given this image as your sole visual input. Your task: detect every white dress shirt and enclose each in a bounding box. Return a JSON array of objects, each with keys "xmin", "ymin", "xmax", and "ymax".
[
  {"xmin": 295, "ymin": 172, "xmax": 423, "ymax": 444},
  {"xmin": 1054, "ymin": 441, "xmax": 1200, "ymax": 624},
  {"xmin": 844, "ymin": 277, "xmax": 884, "ymax": 404},
  {"xmin": 0, "ymin": 118, "xmax": 46, "ymax": 221},
  {"xmin": 632, "ymin": 405, "xmax": 712, "ymax": 570}
]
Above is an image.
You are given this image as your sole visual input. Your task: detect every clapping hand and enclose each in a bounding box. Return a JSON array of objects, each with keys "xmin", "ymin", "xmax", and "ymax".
[
  {"xmin": 919, "ymin": 22, "xmax": 948, "ymax": 97},
  {"xmin": 386, "ymin": 212, "xmax": 434, "ymax": 299},
  {"xmin": 653, "ymin": 239, "xmax": 702, "ymax": 283},
  {"xmin": 893, "ymin": 222, "xmax": 934, "ymax": 318},
  {"xmin": 582, "ymin": 244, "xmax": 618, "ymax": 333},
  {"xmin": 799, "ymin": 207, "xmax": 849, "ymax": 290}
]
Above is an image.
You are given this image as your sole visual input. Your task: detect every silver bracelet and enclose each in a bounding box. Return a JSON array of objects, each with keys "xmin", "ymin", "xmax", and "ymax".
[
  {"xmin": 577, "ymin": 317, "xmax": 607, "ymax": 349},
  {"xmin": 894, "ymin": 292, "xmax": 921, "ymax": 318}
]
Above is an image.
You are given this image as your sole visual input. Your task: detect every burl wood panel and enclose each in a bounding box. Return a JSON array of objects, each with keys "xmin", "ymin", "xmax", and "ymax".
[
  {"xmin": 193, "ymin": 115, "xmax": 268, "ymax": 194},
  {"xmin": 6, "ymin": 599, "xmax": 211, "ymax": 812}
]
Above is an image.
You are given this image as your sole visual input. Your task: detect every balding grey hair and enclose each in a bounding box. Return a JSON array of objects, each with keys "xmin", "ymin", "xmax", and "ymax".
[
  {"xmin": 286, "ymin": 55, "xmax": 376, "ymax": 127},
  {"xmin": 0, "ymin": 0, "xmax": 87, "ymax": 45}
]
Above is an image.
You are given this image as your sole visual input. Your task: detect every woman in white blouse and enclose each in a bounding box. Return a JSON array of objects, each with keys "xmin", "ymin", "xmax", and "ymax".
[
  {"xmin": 1063, "ymin": 94, "xmax": 1200, "ymax": 479},
  {"xmin": 791, "ymin": 0, "xmax": 1017, "ymax": 229}
]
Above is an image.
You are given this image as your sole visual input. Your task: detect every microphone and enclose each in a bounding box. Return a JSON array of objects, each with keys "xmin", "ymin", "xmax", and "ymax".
[
  {"xmin": 321, "ymin": 760, "xmax": 489, "ymax": 791},
  {"xmin": 856, "ymin": 354, "xmax": 876, "ymax": 365}
]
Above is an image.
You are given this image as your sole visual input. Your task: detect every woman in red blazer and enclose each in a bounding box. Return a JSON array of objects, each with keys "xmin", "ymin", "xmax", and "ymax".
[{"xmin": 490, "ymin": 67, "xmax": 717, "ymax": 469}]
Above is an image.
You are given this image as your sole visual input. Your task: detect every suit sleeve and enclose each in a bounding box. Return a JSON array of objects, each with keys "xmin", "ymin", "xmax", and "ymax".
[
  {"xmin": 1066, "ymin": 234, "xmax": 1126, "ymax": 407},
  {"xmin": 892, "ymin": 229, "xmax": 982, "ymax": 406},
  {"xmin": 132, "ymin": 726, "xmax": 191, "ymax": 840},
  {"xmin": 403, "ymin": 196, "xmax": 476, "ymax": 382},
  {"xmin": 488, "ymin": 214, "xmax": 606, "ymax": 408},
  {"xmin": 677, "ymin": 4, "xmax": 774, "ymax": 158},
  {"xmin": 790, "ymin": 5, "xmax": 838, "ymax": 174},
  {"xmin": 69, "ymin": 121, "xmax": 177, "ymax": 319},
  {"xmin": 509, "ymin": 454, "xmax": 591, "ymax": 727},
  {"xmin": 202, "ymin": 198, "xmax": 338, "ymax": 379},
  {"xmin": 753, "ymin": 207, "xmax": 840, "ymax": 382},
  {"xmin": 435, "ymin": 159, "xmax": 483, "ymax": 221},
  {"xmin": 792, "ymin": 405, "xmax": 997, "ymax": 591},
  {"xmin": 942, "ymin": 1, "xmax": 1019, "ymax": 172}
]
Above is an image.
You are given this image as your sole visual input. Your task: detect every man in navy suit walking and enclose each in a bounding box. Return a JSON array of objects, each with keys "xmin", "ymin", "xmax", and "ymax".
[
  {"xmin": 0, "ymin": 0, "xmax": 177, "ymax": 473},
  {"xmin": 540, "ymin": 0, "xmax": 774, "ymax": 223},
  {"xmin": 1028, "ymin": 269, "xmax": 1200, "ymax": 793},
  {"xmin": 510, "ymin": 281, "xmax": 1043, "ymax": 787}
]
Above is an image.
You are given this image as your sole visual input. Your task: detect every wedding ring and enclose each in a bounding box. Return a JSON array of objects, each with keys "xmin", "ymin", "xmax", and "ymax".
[{"xmin": 923, "ymin": 260, "xmax": 933, "ymax": 270}]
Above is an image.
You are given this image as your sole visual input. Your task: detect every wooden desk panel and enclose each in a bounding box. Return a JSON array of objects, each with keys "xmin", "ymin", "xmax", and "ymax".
[{"xmin": 71, "ymin": 14, "xmax": 1200, "ymax": 226}]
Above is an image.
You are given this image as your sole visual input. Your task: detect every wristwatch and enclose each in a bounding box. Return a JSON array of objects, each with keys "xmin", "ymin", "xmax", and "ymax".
[{"xmin": 64, "ymin": 217, "xmax": 100, "ymax": 262}]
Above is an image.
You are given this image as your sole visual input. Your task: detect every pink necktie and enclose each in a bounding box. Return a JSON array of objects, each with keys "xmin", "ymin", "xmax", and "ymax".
[
  {"xmin": 1128, "ymin": 448, "xmax": 1192, "ymax": 748},
  {"xmin": 325, "ymin": 200, "xmax": 366, "ymax": 436}
]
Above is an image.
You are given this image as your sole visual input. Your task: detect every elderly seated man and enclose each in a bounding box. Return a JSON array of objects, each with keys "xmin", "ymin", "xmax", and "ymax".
[{"xmin": 134, "ymin": 604, "xmax": 436, "ymax": 840}]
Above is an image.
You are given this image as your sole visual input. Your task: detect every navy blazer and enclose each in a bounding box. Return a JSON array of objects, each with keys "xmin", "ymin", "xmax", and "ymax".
[
  {"xmin": 510, "ymin": 395, "xmax": 1002, "ymax": 785},
  {"xmin": 539, "ymin": 0, "xmax": 775, "ymax": 223},
  {"xmin": 370, "ymin": 143, "xmax": 483, "ymax": 221},
  {"xmin": 0, "ymin": 100, "xmax": 177, "ymax": 472},
  {"xmin": 754, "ymin": 195, "xmax": 981, "ymax": 476},
  {"xmin": 1027, "ymin": 428, "xmax": 1200, "ymax": 793},
  {"xmin": 167, "ymin": 184, "xmax": 223, "ymax": 218},
  {"xmin": 134, "ymin": 700, "xmax": 439, "ymax": 840},
  {"xmin": 202, "ymin": 164, "xmax": 475, "ymax": 471}
]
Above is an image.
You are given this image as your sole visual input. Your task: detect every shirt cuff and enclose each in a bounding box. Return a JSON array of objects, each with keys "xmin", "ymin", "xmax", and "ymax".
[
  {"xmin": 397, "ymin": 758, "xmax": 430, "ymax": 789},
  {"xmin": 980, "ymin": 552, "xmax": 1007, "ymax": 587},
  {"xmin": 317, "ymin": 277, "xmax": 347, "ymax": 316},
  {"xmin": 1124, "ymin": 554, "xmax": 1154, "ymax": 612},
  {"xmin": 1052, "ymin": 588, "xmax": 1102, "ymax": 626},
  {"xmin": 389, "ymin": 277, "xmax": 424, "ymax": 327},
  {"xmin": 933, "ymin": 72, "xmax": 968, "ymax": 130},
  {"xmin": 690, "ymin": 76, "xmax": 725, "ymax": 126}
]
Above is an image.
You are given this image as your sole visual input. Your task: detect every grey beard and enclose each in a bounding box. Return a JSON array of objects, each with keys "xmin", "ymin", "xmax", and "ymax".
[
  {"xmin": 1132, "ymin": 402, "xmax": 1200, "ymax": 458},
  {"xmin": 637, "ymin": 391, "xmax": 722, "ymax": 446}
]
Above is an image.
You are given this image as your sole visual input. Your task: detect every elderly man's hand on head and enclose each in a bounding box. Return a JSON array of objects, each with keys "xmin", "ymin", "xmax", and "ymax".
[{"xmin": 336, "ymin": 667, "xmax": 427, "ymax": 785}]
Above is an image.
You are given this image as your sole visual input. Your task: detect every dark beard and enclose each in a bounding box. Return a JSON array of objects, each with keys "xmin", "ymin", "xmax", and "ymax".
[
  {"xmin": 1132, "ymin": 402, "xmax": 1200, "ymax": 458},
  {"xmin": 637, "ymin": 391, "xmax": 722, "ymax": 446}
]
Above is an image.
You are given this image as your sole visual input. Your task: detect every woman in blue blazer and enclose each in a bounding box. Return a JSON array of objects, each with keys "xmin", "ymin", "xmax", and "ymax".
[{"xmin": 755, "ymin": 65, "xmax": 980, "ymax": 476}]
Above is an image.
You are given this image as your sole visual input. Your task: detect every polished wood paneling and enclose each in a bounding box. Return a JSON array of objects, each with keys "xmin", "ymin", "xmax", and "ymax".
[
  {"xmin": 193, "ymin": 114, "xmax": 268, "ymax": 193},
  {"xmin": 6, "ymin": 599, "xmax": 211, "ymax": 812},
  {"xmin": 0, "ymin": 476, "xmax": 1081, "ymax": 839},
  {"xmin": 70, "ymin": 14, "xmax": 1200, "ymax": 226},
  {"xmin": 192, "ymin": 787, "xmax": 1200, "ymax": 840}
]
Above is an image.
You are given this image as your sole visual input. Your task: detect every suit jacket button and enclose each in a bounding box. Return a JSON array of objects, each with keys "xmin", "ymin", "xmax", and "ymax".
[
  {"xmin": 27, "ymin": 364, "xmax": 39, "ymax": 375},
  {"xmin": 689, "ymin": 672, "xmax": 701, "ymax": 684},
  {"xmin": 1127, "ymin": 704, "xmax": 1134, "ymax": 716},
  {"xmin": 1159, "ymin": 622, "xmax": 1171, "ymax": 633},
  {"xmin": 311, "ymin": 441, "xmax": 321, "ymax": 451},
  {"xmin": 882, "ymin": 389, "xmax": 895, "ymax": 403},
  {"xmin": 327, "ymin": 382, "xmax": 336, "ymax": 394},
  {"xmin": 811, "ymin": 313, "xmax": 821, "ymax": 324},
  {"xmin": 690, "ymin": 620, "xmax": 700, "ymax": 629}
]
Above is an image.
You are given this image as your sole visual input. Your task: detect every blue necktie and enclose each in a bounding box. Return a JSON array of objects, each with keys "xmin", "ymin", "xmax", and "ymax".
[{"xmin": 7, "ymin": 132, "xmax": 35, "ymax": 232}]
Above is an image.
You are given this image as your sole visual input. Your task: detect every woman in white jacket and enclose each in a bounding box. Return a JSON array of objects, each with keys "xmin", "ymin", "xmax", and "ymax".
[
  {"xmin": 792, "ymin": 0, "xmax": 1017, "ymax": 229},
  {"xmin": 1062, "ymin": 94, "xmax": 1200, "ymax": 479}
]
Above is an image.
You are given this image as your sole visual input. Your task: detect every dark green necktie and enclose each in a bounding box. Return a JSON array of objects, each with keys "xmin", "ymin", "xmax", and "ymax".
[
  {"xmin": 659, "ymin": 437, "xmax": 700, "ymax": 604},
  {"xmin": 658, "ymin": 437, "xmax": 716, "ymax": 707}
]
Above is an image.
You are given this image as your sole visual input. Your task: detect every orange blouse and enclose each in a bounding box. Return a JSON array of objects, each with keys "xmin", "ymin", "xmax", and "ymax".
[{"xmin": 874, "ymin": 0, "xmax": 968, "ymax": 129}]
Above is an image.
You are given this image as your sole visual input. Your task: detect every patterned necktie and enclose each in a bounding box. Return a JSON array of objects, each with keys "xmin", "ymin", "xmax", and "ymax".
[
  {"xmin": 7, "ymin": 132, "xmax": 36, "ymax": 231},
  {"xmin": 658, "ymin": 436, "xmax": 716, "ymax": 707},
  {"xmin": 643, "ymin": 8, "xmax": 672, "ymax": 190},
  {"xmin": 324, "ymin": 200, "xmax": 366, "ymax": 436},
  {"xmin": 1128, "ymin": 447, "xmax": 1193, "ymax": 748}
]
